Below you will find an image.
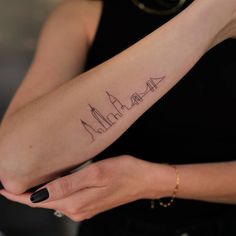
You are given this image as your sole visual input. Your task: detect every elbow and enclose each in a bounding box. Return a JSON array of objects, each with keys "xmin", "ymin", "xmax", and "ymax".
[
  {"xmin": 0, "ymin": 180, "xmax": 30, "ymax": 195},
  {"xmin": 0, "ymin": 125, "xmax": 37, "ymax": 194},
  {"xmin": 0, "ymin": 151, "xmax": 33, "ymax": 195}
]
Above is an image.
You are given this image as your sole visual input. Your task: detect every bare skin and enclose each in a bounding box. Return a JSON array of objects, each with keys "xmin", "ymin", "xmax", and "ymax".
[{"xmin": 1, "ymin": 0, "xmax": 236, "ymax": 222}]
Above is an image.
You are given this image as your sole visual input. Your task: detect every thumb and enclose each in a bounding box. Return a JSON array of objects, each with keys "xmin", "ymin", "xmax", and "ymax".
[{"xmin": 30, "ymin": 163, "xmax": 97, "ymax": 203}]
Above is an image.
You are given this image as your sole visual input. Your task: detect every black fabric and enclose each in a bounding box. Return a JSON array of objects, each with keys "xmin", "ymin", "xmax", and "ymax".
[
  {"xmin": 78, "ymin": 205, "xmax": 236, "ymax": 235},
  {"xmin": 79, "ymin": 0, "xmax": 236, "ymax": 234}
]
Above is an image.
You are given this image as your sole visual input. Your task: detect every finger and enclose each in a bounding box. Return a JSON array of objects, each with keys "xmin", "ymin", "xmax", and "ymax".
[
  {"xmin": 30, "ymin": 163, "xmax": 104, "ymax": 203},
  {"xmin": 0, "ymin": 190, "xmax": 33, "ymax": 206},
  {"xmin": 51, "ymin": 185, "xmax": 106, "ymax": 218},
  {"xmin": 56, "ymin": 184, "xmax": 126, "ymax": 222},
  {"xmin": 0, "ymin": 189, "xmax": 59, "ymax": 210}
]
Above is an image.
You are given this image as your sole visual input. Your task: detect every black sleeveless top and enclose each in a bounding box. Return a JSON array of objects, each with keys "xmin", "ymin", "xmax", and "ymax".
[{"xmin": 82, "ymin": 0, "xmax": 236, "ymax": 227}]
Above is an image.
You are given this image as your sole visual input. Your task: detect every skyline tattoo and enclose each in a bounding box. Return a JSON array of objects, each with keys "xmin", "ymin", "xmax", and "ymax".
[{"xmin": 81, "ymin": 76, "xmax": 165, "ymax": 142}]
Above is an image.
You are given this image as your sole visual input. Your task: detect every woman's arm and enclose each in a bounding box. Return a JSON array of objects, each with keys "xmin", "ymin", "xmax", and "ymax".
[
  {"xmin": 0, "ymin": 0, "xmax": 100, "ymax": 188},
  {"xmin": 1, "ymin": 0, "xmax": 101, "ymax": 121},
  {"xmin": 169, "ymin": 161, "xmax": 236, "ymax": 204},
  {"xmin": 1, "ymin": 157, "xmax": 236, "ymax": 222},
  {"xmin": 0, "ymin": 0, "xmax": 235, "ymax": 194},
  {"xmin": 40, "ymin": 159, "xmax": 236, "ymax": 206}
]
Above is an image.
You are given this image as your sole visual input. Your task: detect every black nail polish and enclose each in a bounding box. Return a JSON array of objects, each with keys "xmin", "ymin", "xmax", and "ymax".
[
  {"xmin": 0, "ymin": 182, "xmax": 4, "ymax": 190},
  {"xmin": 30, "ymin": 188, "xmax": 49, "ymax": 203}
]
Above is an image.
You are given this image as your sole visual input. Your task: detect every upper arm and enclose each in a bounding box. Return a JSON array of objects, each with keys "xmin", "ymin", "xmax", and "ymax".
[{"xmin": 2, "ymin": 0, "xmax": 102, "ymax": 122}]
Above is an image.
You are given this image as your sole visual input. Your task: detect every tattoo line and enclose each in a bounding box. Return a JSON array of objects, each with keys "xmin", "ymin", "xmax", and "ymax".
[{"xmin": 81, "ymin": 76, "xmax": 165, "ymax": 142}]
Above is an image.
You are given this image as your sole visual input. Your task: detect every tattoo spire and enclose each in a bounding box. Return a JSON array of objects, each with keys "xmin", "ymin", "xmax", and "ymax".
[{"xmin": 81, "ymin": 76, "xmax": 165, "ymax": 142}]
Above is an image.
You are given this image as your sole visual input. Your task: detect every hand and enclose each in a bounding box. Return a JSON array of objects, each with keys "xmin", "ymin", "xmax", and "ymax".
[{"xmin": 0, "ymin": 155, "xmax": 173, "ymax": 221}]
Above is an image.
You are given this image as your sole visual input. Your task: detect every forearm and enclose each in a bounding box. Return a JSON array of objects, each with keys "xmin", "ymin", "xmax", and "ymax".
[
  {"xmin": 0, "ymin": 0, "xmax": 234, "ymax": 193},
  {"xmin": 154, "ymin": 161, "xmax": 236, "ymax": 205}
]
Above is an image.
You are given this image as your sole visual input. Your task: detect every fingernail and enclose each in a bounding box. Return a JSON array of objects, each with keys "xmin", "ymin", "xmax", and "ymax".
[
  {"xmin": 30, "ymin": 188, "xmax": 49, "ymax": 203},
  {"xmin": 0, "ymin": 182, "xmax": 4, "ymax": 190}
]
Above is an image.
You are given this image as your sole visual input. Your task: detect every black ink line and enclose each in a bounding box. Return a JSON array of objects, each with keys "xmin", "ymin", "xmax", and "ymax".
[
  {"xmin": 81, "ymin": 76, "xmax": 165, "ymax": 142},
  {"xmin": 88, "ymin": 104, "xmax": 112, "ymax": 130},
  {"xmin": 80, "ymin": 119, "xmax": 104, "ymax": 142}
]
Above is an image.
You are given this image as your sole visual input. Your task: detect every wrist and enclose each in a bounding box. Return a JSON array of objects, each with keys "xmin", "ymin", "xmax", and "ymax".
[{"xmin": 144, "ymin": 162, "xmax": 178, "ymax": 199}]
